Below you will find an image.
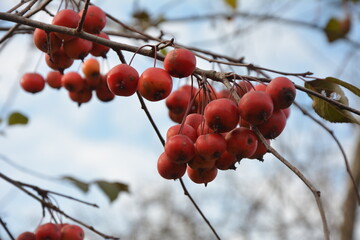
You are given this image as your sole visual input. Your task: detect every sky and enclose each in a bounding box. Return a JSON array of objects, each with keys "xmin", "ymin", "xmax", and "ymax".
[{"xmin": 0, "ymin": 0, "xmax": 359, "ymax": 239}]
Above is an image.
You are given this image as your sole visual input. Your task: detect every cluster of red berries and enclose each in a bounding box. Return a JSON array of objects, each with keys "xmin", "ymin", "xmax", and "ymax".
[
  {"xmin": 16, "ymin": 222, "xmax": 84, "ymax": 240},
  {"xmin": 20, "ymin": 4, "xmax": 197, "ymax": 106},
  {"xmin": 17, "ymin": 6, "xmax": 296, "ymax": 186},
  {"xmin": 158, "ymin": 76, "xmax": 296, "ymax": 185},
  {"xmin": 20, "ymin": 5, "xmax": 115, "ymax": 105}
]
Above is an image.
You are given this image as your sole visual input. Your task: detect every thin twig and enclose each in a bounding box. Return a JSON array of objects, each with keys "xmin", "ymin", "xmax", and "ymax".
[
  {"xmin": 0, "ymin": 217, "xmax": 15, "ymax": 240},
  {"xmin": 179, "ymin": 178, "xmax": 221, "ymax": 240},
  {"xmin": 6, "ymin": 0, "xmax": 31, "ymax": 14},
  {"xmin": 294, "ymin": 101, "xmax": 360, "ymax": 204},
  {"xmin": 3, "ymin": 13, "xmax": 352, "ymax": 120},
  {"xmin": 134, "ymin": 91, "xmax": 221, "ymax": 239},
  {"xmin": 135, "ymin": 91, "xmax": 165, "ymax": 146},
  {"xmin": 0, "ymin": 0, "xmax": 52, "ymax": 44},
  {"xmin": 76, "ymin": 0, "xmax": 90, "ymax": 32},
  {"xmin": 252, "ymin": 127, "xmax": 330, "ymax": 240},
  {"xmin": 0, "ymin": 172, "xmax": 119, "ymax": 239}
]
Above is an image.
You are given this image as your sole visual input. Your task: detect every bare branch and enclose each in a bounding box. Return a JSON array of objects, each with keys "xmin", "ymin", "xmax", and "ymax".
[
  {"xmin": 294, "ymin": 102, "xmax": 360, "ymax": 204},
  {"xmin": 252, "ymin": 127, "xmax": 330, "ymax": 240}
]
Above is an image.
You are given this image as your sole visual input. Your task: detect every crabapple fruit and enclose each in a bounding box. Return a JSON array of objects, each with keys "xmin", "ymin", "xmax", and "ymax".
[
  {"xmin": 157, "ymin": 152, "xmax": 187, "ymax": 180},
  {"xmin": 138, "ymin": 67, "xmax": 173, "ymax": 101},
  {"xmin": 106, "ymin": 64, "xmax": 139, "ymax": 97},
  {"xmin": 79, "ymin": 5, "xmax": 106, "ymax": 34},
  {"xmin": 164, "ymin": 134, "xmax": 195, "ymax": 164},
  {"xmin": 52, "ymin": 9, "xmax": 80, "ymax": 40},
  {"xmin": 225, "ymin": 127, "xmax": 258, "ymax": 160},
  {"xmin": 238, "ymin": 90, "xmax": 274, "ymax": 126},
  {"xmin": 35, "ymin": 222, "xmax": 61, "ymax": 240},
  {"xmin": 16, "ymin": 232, "xmax": 35, "ymax": 240},
  {"xmin": 164, "ymin": 48, "xmax": 196, "ymax": 78},
  {"xmin": 20, "ymin": 73, "xmax": 45, "ymax": 94},
  {"xmin": 33, "ymin": 28, "xmax": 62, "ymax": 53},
  {"xmin": 204, "ymin": 98, "xmax": 239, "ymax": 133},
  {"xmin": 266, "ymin": 76, "xmax": 296, "ymax": 109},
  {"xmin": 256, "ymin": 109, "xmax": 287, "ymax": 139}
]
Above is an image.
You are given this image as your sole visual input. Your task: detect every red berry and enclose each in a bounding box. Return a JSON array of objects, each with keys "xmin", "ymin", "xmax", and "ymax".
[
  {"xmin": 236, "ymin": 80, "xmax": 253, "ymax": 97},
  {"xmin": 157, "ymin": 152, "xmax": 187, "ymax": 180},
  {"xmin": 164, "ymin": 134, "xmax": 195, "ymax": 164},
  {"xmin": 188, "ymin": 154, "xmax": 216, "ymax": 170},
  {"xmin": 90, "ymin": 32, "xmax": 110, "ymax": 58},
  {"xmin": 257, "ymin": 109, "xmax": 287, "ymax": 139},
  {"xmin": 16, "ymin": 231, "xmax": 35, "ymax": 240},
  {"xmin": 63, "ymin": 37, "xmax": 93, "ymax": 60},
  {"xmin": 61, "ymin": 72, "xmax": 85, "ymax": 92},
  {"xmin": 195, "ymin": 133, "xmax": 227, "ymax": 161},
  {"xmin": 184, "ymin": 113, "xmax": 204, "ymax": 131},
  {"xmin": 166, "ymin": 124, "xmax": 197, "ymax": 143},
  {"xmin": 196, "ymin": 120, "xmax": 215, "ymax": 136},
  {"xmin": 46, "ymin": 71, "xmax": 63, "ymax": 89},
  {"xmin": 33, "ymin": 28, "xmax": 62, "ymax": 53},
  {"xmin": 138, "ymin": 67, "xmax": 173, "ymax": 101},
  {"xmin": 168, "ymin": 111, "xmax": 185, "ymax": 124},
  {"xmin": 68, "ymin": 87, "xmax": 92, "ymax": 106},
  {"xmin": 164, "ymin": 48, "xmax": 196, "ymax": 78},
  {"xmin": 166, "ymin": 89, "xmax": 191, "ymax": 115},
  {"xmin": 249, "ymin": 138, "xmax": 270, "ymax": 160},
  {"xmin": 61, "ymin": 224, "xmax": 84, "ymax": 240},
  {"xmin": 106, "ymin": 64, "xmax": 139, "ymax": 97},
  {"xmin": 35, "ymin": 223, "xmax": 61, "ymax": 240},
  {"xmin": 20, "ymin": 72, "xmax": 45, "ymax": 94},
  {"xmin": 96, "ymin": 76, "xmax": 115, "ymax": 102},
  {"xmin": 215, "ymin": 151, "xmax": 237, "ymax": 170},
  {"xmin": 79, "ymin": 5, "xmax": 106, "ymax": 34},
  {"xmin": 253, "ymin": 83, "xmax": 267, "ymax": 91},
  {"xmin": 204, "ymin": 98, "xmax": 239, "ymax": 133},
  {"xmin": 82, "ymin": 58, "xmax": 101, "ymax": 89},
  {"xmin": 266, "ymin": 76, "xmax": 296, "ymax": 109},
  {"xmin": 238, "ymin": 91, "xmax": 274, "ymax": 126},
  {"xmin": 52, "ymin": 9, "xmax": 80, "ymax": 40},
  {"xmin": 187, "ymin": 166, "xmax": 217, "ymax": 185},
  {"xmin": 225, "ymin": 127, "xmax": 258, "ymax": 160},
  {"xmin": 45, "ymin": 47, "xmax": 74, "ymax": 72}
]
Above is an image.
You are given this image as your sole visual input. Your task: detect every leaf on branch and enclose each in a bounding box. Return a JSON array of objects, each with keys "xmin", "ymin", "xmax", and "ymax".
[
  {"xmin": 160, "ymin": 48, "xmax": 168, "ymax": 57},
  {"xmin": 224, "ymin": 0, "xmax": 238, "ymax": 9},
  {"xmin": 304, "ymin": 79, "xmax": 359, "ymax": 124},
  {"xmin": 324, "ymin": 17, "xmax": 351, "ymax": 42},
  {"xmin": 7, "ymin": 112, "xmax": 29, "ymax": 126},
  {"xmin": 95, "ymin": 180, "xmax": 129, "ymax": 203},
  {"xmin": 323, "ymin": 77, "xmax": 360, "ymax": 97},
  {"xmin": 62, "ymin": 176, "xmax": 90, "ymax": 193}
]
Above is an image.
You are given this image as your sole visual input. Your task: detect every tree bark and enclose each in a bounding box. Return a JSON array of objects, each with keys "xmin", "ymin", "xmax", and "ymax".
[{"xmin": 340, "ymin": 129, "xmax": 360, "ymax": 240}]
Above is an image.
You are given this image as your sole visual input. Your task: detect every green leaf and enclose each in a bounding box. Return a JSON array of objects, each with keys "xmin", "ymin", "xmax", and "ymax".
[
  {"xmin": 160, "ymin": 48, "xmax": 168, "ymax": 57},
  {"xmin": 62, "ymin": 176, "xmax": 90, "ymax": 193},
  {"xmin": 324, "ymin": 17, "xmax": 350, "ymax": 42},
  {"xmin": 7, "ymin": 112, "xmax": 29, "ymax": 126},
  {"xmin": 224, "ymin": 0, "xmax": 237, "ymax": 9},
  {"xmin": 304, "ymin": 79, "xmax": 359, "ymax": 124},
  {"xmin": 323, "ymin": 77, "xmax": 360, "ymax": 97},
  {"xmin": 95, "ymin": 180, "xmax": 129, "ymax": 203}
]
